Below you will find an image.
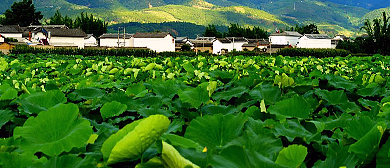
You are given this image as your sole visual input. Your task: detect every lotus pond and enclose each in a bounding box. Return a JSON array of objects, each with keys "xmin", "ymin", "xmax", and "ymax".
[{"xmin": 1, "ymin": 53, "xmax": 390, "ymax": 168}]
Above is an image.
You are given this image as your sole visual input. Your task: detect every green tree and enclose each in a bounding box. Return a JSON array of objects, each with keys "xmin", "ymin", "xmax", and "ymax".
[
  {"xmin": 74, "ymin": 12, "xmax": 107, "ymax": 37},
  {"xmin": 203, "ymin": 25, "xmax": 222, "ymax": 38},
  {"xmin": 361, "ymin": 12, "xmax": 390, "ymax": 55},
  {"xmin": 2, "ymin": 0, "xmax": 43, "ymax": 26},
  {"xmin": 46, "ymin": 10, "xmax": 73, "ymax": 28},
  {"xmin": 290, "ymin": 24, "xmax": 319, "ymax": 35},
  {"xmin": 181, "ymin": 44, "xmax": 192, "ymax": 51}
]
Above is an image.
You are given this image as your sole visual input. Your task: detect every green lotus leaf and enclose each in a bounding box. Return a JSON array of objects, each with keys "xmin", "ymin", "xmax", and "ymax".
[
  {"xmin": 0, "ymin": 152, "xmax": 42, "ymax": 168},
  {"xmin": 0, "ymin": 83, "xmax": 18, "ymax": 101},
  {"xmin": 349, "ymin": 122, "xmax": 387, "ymax": 162},
  {"xmin": 268, "ymin": 95, "xmax": 312, "ymax": 119},
  {"xmin": 212, "ymin": 86, "xmax": 248, "ymax": 101},
  {"xmin": 325, "ymin": 74, "xmax": 357, "ymax": 92},
  {"xmin": 16, "ymin": 90, "xmax": 67, "ymax": 114},
  {"xmin": 210, "ymin": 145, "xmax": 286, "ymax": 168},
  {"xmin": 137, "ymin": 107, "xmax": 174, "ymax": 118},
  {"xmin": 178, "ymin": 85, "xmax": 209, "ymax": 108},
  {"xmin": 184, "ymin": 113, "xmax": 248, "ymax": 149},
  {"xmin": 273, "ymin": 120, "xmax": 320, "ymax": 143},
  {"xmin": 315, "ymin": 89, "xmax": 348, "ymax": 105},
  {"xmin": 152, "ymin": 80, "xmax": 180, "ymax": 99},
  {"xmin": 345, "ymin": 116, "xmax": 375, "ymax": 140},
  {"xmin": 275, "ymin": 144, "xmax": 308, "ymax": 167},
  {"xmin": 68, "ymin": 87, "xmax": 105, "ymax": 101},
  {"xmin": 126, "ymin": 83, "xmax": 148, "ymax": 98},
  {"xmin": 161, "ymin": 141, "xmax": 200, "ymax": 168},
  {"xmin": 376, "ymin": 139, "xmax": 390, "ymax": 168},
  {"xmin": 101, "ymin": 119, "xmax": 144, "ymax": 160},
  {"xmin": 106, "ymin": 115, "xmax": 170, "ymax": 165},
  {"xmin": 100, "ymin": 101, "xmax": 127, "ymax": 119},
  {"xmin": 30, "ymin": 155, "xmax": 95, "ymax": 168},
  {"xmin": 313, "ymin": 143, "xmax": 358, "ymax": 168},
  {"xmin": 0, "ymin": 110, "xmax": 14, "ymax": 129},
  {"xmin": 13, "ymin": 103, "xmax": 92, "ymax": 156},
  {"xmin": 357, "ymin": 86, "xmax": 382, "ymax": 97},
  {"xmin": 162, "ymin": 133, "xmax": 203, "ymax": 152}
]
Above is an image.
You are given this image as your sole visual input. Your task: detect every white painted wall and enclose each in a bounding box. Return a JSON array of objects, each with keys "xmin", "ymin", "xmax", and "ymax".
[
  {"xmin": 297, "ymin": 36, "xmax": 331, "ymax": 49},
  {"xmin": 232, "ymin": 42, "xmax": 247, "ymax": 51},
  {"xmin": 134, "ymin": 35, "xmax": 175, "ymax": 52},
  {"xmin": 85, "ymin": 36, "xmax": 97, "ymax": 46},
  {"xmin": 50, "ymin": 37, "xmax": 85, "ymax": 48},
  {"xmin": 0, "ymin": 33, "xmax": 22, "ymax": 38},
  {"xmin": 0, "ymin": 36, "xmax": 4, "ymax": 43},
  {"xmin": 213, "ymin": 40, "xmax": 232, "ymax": 54},
  {"xmin": 270, "ymin": 36, "xmax": 300, "ymax": 46},
  {"xmin": 100, "ymin": 38, "xmax": 134, "ymax": 47}
]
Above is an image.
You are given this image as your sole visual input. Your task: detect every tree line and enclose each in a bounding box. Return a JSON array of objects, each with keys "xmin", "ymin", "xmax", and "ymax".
[
  {"xmin": 337, "ymin": 12, "xmax": 390, "ymax": 55},
  {"xmin": 0, "ymin": 0, "xmax": 107, "ymax": 37},
  {"xmin": 203, "ymin": 23, "xmax": 269, "ymax": 39}
]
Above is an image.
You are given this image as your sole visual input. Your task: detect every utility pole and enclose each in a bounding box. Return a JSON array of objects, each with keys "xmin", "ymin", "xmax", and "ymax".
[
  {"xmin": 123, "ymin": 27, "xmax": 126, "ymax": 47},
  {"xmin": 117, "ymin": 27, "xmax": 120, "ymax": 47}
]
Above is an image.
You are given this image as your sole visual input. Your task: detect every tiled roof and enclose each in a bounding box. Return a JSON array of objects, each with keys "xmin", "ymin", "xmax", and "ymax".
[
  {"xmin": 45, "ymin": 28, "xmax": 87, "ymax": 37},
  {"xmin": 99, "ymin": 33, "xmax": 133, "ymax": 39},
  {"xmin": 270, "ymin": 31, "xmax": 302, "ymax": 37},
  {"xmin": 216, "ymin": 38, "xmax": 231, "ymax": 43},
  {"xmin": 304, "ymin": 34, "xmax": 331, "ymax": 39},
  {"xmin": 226, "ymin": 37, "xmax": 248, "ymax": 42},
  {"xmin": 0, "ymin": 25, "xmax": 23, "ymax": 33},
  {"xmin": 133, "ymin": 32, "xmax": 171, "ymax": 38}
]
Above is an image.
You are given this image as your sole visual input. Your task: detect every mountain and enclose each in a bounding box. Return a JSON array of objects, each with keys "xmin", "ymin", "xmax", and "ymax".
[{"xmin": 2, "ymin": 0, "xmax": 389, "ymax": 37}]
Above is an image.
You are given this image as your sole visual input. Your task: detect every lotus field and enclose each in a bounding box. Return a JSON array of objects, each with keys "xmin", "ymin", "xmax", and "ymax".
[{"xmin": 1, "ymin": 53, "xmax": 390, "ymax": 168}]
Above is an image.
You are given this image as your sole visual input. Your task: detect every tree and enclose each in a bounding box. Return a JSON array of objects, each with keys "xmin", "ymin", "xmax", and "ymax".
[
  {"xmin": 74, "ymin": 12, "xmax": 107, "ymax": 37},
  {"xmin": 3, "ymin": 0, "xmax": 43, "ymax": 26},
  {"xmin": 181, "ymin": 44, "xmax": 191, "ymax": 51},
  {"xmin": 203, "ymin": 25, "xmax": 222, "ymax": 38},
  {"xmin": 46, "ymin": 10, "xmax": 73, "ymax": 28},
  {"xmin": 290, "ymin": 24, "xmax": 319, "ymax": 35},
  {"xmin": 361, "ymin": 12, "xmax": 390, "ymax": 55}
]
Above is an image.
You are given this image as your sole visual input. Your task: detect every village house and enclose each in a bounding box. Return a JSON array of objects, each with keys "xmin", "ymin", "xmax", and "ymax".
[
  {"xmin": 0, "ymin": 25, "xmax": 23, "ymax": 41},
  {"xmin": 23, "ymin": 25, "xmax": 87, "ymax": 48},
  {"xmin": 297, "ymin": 34, "xmax": 332, "ymax": 49},
  {"xmin": 175, "ymin": 37, "xmax": 194, "ymax": 51},
  {"xmin": 226, "ymin": 37, "xmax": 249, "ymax": 51},
  {"xmin": 213, "ymin": 38, "xmax": 233, "ymax": 54},
  {"xmin": 269, "ymin": 31, "xmax": 302, "ymax": 47},
  {"xmin": 190, "ymin": 37, "xmax": 215, "ymax": 53},
  {"xmin": 133, "ymin": 32, "xmax": 175, "ymax": 52},
  {"xmin": 0, "ymin": 34, "xmax": 4, "ymax": 43},
  {"xmin": 242, "ymin": 39, "xmax": 269, "ymax": 51},
  {"xmin": 84, "ymin": 34, "xmax": 98, "ymax": 47},
  {"xmin": 331, "ymin": 35, "xmax": 350, "ymax": 49},
  {"xmin": 99, "ymin": 33, "xmax": 134, "ymax": 47}
]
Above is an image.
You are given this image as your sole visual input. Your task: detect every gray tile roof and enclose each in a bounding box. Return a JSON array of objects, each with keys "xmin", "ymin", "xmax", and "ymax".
[
  {"xmin": 133, "ymin": 32, "xmax": 171, "ymax": 38},
  {"xmin": 99, "ymin": 33, "xmax": 133, "ymax": 39},
  {"xmin": 304, "ymin": 34, "xmax": 331, "ymax": 39},
  {"xmin": 45, "ymin": 28, "xmax": 87, "ymax": 37},
  {"xmin": 0, "ymin": 25, "xmax": 23, "ymax": 33},
  {"xmin": 270, "ymin": 31, "xmax": 302, "ymax": 37},
  {"xmin": 226, "ymin": 37, "xmax": 248, "ymax": 42}
]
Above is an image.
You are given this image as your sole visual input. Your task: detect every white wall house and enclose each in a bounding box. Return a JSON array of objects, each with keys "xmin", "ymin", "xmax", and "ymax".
[
  {"xmin": 84, "ymin": 34, "xmax": 97, "ymax": 47},
  {"xmin": 269, "ymin": 31, "xmax": 302, "ymax": 47},
  {"xmin": 331, "ymin": 35, "xmax": 349, "ymax": 49},
  {"xmin": 99, "ymin": 33, "xmax": 134, "ymax": 47},
  {"xmin": 133, "ymin": 32, "xmax": 175, "ymax": 52},
  {"xmin": 297, "ymin": 34, "xmax": 332, "ymax": 49},
  {"xmin": 226, "ymin": 37, "xmax": 248, "ymax": 51},
  {"xmin": 46, "ymin": 28, "xmax": 87, "ymax": 48},
  {"xmin": 0, "ymin": 34, "xmax": 4, "ymax": 43},
  {"xmin": 0, "ymin": 25, "xmax": 23, "ymax": 39},
  {"xmin": 213, "ymin": 38, "xmax": 232, "ymax": 54}
]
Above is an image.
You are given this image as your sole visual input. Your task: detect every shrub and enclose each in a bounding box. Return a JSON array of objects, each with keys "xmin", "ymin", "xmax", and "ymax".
[{"xmin": 276, "ymin": 48, "xmax": 350, "ymax": 57}]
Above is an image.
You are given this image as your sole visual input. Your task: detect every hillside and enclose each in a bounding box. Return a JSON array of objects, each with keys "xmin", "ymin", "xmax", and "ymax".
[
  {"xmin": 1, "ymin": 0, "xmax": 385, "ymax": 37},
  {"xmin": 361, "ymin": 7, "xmax": 390, "ymax": 23}
]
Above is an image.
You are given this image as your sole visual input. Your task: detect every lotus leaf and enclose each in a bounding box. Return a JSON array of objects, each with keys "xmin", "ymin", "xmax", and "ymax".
[
  {"xmin": 275, "ymin": 144, "xmax": 308, "ymax": 167},
  {"xmin": 100, "ymin": 101, "xmax": 127, "ymax": 119},
  {"xmin": 13, "ymin": 103, "xmax": 92, "ymax": 156},
  {"xmin": 161, "ymin": 141, "xmax": 200, "ymax": 168},
  {"xmin": 106, "ymin": 115, "xmax": 170, "ymax": 165},
  {"xmin": 185, "ymin": 113, "xmax": 248, "ymax": 148},
  {"xmin": 268, "ymin": 95, "xmax": 312, "ymax": 119},
  {"xmin": 16, "ymin": 90, "xmax": 67, "ymax": 114}
]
